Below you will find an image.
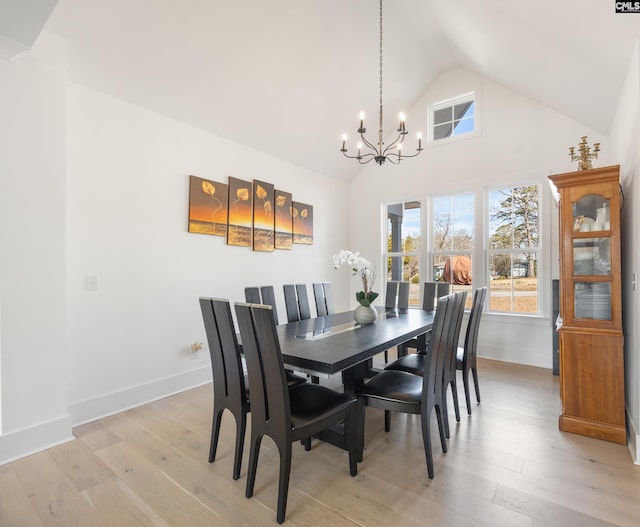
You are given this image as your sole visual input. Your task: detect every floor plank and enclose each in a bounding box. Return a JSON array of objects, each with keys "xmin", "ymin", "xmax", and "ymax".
[{"xmin": 2, "ymin": 358, "xmax": 639, "ymax": 526}]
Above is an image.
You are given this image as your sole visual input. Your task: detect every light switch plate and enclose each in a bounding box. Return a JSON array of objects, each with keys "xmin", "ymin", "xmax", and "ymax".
[{"xmin": 84, "ymin": 275, "xmax": 99, "ymax": 291}]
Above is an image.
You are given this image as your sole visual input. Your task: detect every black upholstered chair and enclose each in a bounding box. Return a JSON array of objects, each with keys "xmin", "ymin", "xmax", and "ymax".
[
  {"xmin": 200, "ymin": 297, "xmax": 305, "ymax": 481},
  {"xmin": 356, "ymin": 295, "xmax": 453, "ymax": 479},
  {"xmin": 260, "ymin": 285, "xmax": 280, "ymax": 325},
  {"xmin": 386, "ymin": 290, "xmax": 467, "ymax": 438},
  {"xmin": 296, "ymin": 283, "xmax": 312, "ymax": 320},
  {"xmin": 381, "ymin": 281, "xmax": 410, "ymax": 362},
  {"xmin": 283, "ymin": 284, "xmax": 299, "ymax": 323},
  {"xmin": 457, "ymin": 287, "xmax": 487, "ymax": 414},
  {"xmin": 235, "ymin": 302, "xmax": 358, "ymax": 523},
  {"xmin": 397, "ymin": 281, "xmax": 451, "ymax": 357},
  {"xmin": 322, "ymin": 281, "xmax": 335, "ymax": 314},
  {"xmin": 312, "ymin": 281, "xmax": 334, "ymax": 317},
  {"xmin": 199, "ymin": 297, "xmax": 249, "ymax": 480},
  {"xmin": 244, "ymin": 286, "xmax": 261, "ymax": 304}
]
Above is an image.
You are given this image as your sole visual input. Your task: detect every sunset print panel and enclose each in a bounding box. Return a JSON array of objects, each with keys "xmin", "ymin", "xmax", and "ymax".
[
  {"xmin": 227, "ymin": 176, "xmax": 253, "ymax": 247},
  {"xmin": 188, "ymin": 175, "xmax": 228, "ymax": 236},
  {"xmin": 274, "ymin": 189, "xmax": 293, "ymax": 250},
  {"xmin": 292, "ymin": 201, "xmax": 313, "ymax": 245},
  {"xmin": 253, "ymin": 179, "xmax": 275, "ymax": 252}
]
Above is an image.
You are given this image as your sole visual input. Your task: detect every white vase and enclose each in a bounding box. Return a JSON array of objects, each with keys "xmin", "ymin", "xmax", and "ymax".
[{"xmin": 354, "ymin": 304, "xmax": 377, "ymax": 324}]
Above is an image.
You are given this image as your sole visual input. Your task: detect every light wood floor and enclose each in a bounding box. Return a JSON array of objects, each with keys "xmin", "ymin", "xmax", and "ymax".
[{"xmin": 2, "ymin": 357, "xmax": 639, "ymax": 526}]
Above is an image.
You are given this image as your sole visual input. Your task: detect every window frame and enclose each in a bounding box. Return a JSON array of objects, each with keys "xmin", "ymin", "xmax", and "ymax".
[
  {"xmin": 485, "ymin": 182, "xmax": 542, "ymax": 316},
  {"xmin": 428, "ymin": 92, "xmax": 479, "ymax": 144}
]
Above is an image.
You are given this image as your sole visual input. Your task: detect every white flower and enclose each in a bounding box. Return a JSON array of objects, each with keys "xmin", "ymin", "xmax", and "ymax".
[{"xmin": 332, "ymin": 249, "xmax": 378, "ymax": 306}]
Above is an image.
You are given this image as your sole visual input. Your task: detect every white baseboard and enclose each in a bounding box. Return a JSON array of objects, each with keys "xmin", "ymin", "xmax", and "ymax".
[
  {"xmin": 68, "ymin": 366, "xmax": 213, "ymax": 427},
  {"xmin": 0, "ymin": 415, "xmax": 74, "ymax": 465},
  {"xmin": 1, "ymin": 367, "xmax": 213, "ymax": 465}
]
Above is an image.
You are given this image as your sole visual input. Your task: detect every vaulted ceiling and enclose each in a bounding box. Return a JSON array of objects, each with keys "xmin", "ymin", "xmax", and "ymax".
[{"xmin": 8, "ymin": 0, "xmax": 640, "ymax": 181}]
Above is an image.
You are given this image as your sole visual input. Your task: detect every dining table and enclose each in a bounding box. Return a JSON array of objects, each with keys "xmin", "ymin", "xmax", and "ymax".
[{"xmin": 275, "ymin": 306, "xmax": 436, "ymax": 459}]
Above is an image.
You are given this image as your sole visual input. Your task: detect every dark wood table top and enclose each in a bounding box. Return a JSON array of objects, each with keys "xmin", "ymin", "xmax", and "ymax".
[{"xmin": 277, "ymin": 307, "xmax": 435, "ymax": 377}]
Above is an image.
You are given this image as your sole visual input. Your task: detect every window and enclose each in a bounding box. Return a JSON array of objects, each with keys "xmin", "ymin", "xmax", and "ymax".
[
  {"xmin": 430, "ymin": 93, "xmax": 475, "ymax": 142},
  {"xmin": 487, "ymin": 184, "xmax": 540, "ymax": 314},
  {"xmin": 385, "ymin": 201, "xmax": 421, "ymax": 307},
  {"xmin": 431, "ymin": 194, "xmax": 474, "ymax": 306}
]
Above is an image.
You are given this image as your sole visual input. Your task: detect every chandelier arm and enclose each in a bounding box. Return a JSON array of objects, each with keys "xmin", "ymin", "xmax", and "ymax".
[
  {"xmin": 381, "ymin": 133, "xmax": 405, "ymax": 156},
  {"xmin": 359, "ymin": 133, "xmax": 381, "ymax": 155}
]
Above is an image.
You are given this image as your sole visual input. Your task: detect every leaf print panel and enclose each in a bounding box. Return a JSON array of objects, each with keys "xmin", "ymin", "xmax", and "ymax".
[
  {"xmin": 292, "ymin": 201, "xmax": 313, "ymax": 245},
  {"xmin": 253, "ymin": 179, "xmax": 275, "ymax": 252},
  {"xmin": 227, "ymin": 176, "xmax": 253, "ymax": 247},
  {"xmin": 188, "ymin": 175, "xmax": 228, "ymax": 236},
  {"xmin": 274, "ymin": 189, "xmax": 293, "ymax": 250}
]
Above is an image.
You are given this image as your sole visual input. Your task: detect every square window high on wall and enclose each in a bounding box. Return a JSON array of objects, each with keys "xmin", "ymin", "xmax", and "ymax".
[{"xmin": 429, "ymin": 92, "xmax": 478, "ymax": 143}]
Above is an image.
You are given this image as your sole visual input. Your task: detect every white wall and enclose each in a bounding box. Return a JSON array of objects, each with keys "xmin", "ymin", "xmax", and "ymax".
[
  {"xmin": 0, "ymin": 39, "xmax": 350, "ymax": 463},
  {"xmin": 610, "ymin": 37, "xmax": 640, "ymax": 463},
  {"xmin": 64, "ymin": 84, "xmax": 351, "ymax": 426},
  {"xmin": 0, "ymin": 34, "xmax": 71, "ymax": 461},
  {"xmin": 348, "ymin": 67, "xmax": 610, "ymax": 370}
]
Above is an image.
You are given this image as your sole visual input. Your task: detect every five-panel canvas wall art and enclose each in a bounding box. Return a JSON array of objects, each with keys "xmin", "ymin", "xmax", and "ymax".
[{"xmin": 188, "ymin": 175, "xmax": 313, "ymax": 250}]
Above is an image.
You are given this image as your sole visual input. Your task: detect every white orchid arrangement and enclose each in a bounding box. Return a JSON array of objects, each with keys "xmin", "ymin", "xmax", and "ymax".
[{"xmin": 332, "ymin": 250, "xmax": 378, "ymax": 307}]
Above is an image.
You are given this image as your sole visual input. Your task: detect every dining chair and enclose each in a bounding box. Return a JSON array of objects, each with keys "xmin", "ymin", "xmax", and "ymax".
[
  {"xmin": 244, "ymin": 286, "xmax": 261, "ymax": 304},
  {"xmin": 322, "ymin": 281, "xmax": 335, "ymax": 314},
  {"xmin": 356, "ymin": 294, "xmax": 453, "ymax": 479},
  {"xmin": 457, "ymin": 286, "xmax": 487, "ymax": 414},
  {"xmin": 397, "ymin": 281, "xmax": 410, "ymax": 310},
  {"xmin": 199, "ymin": 297, "xmax": 249, "ymax": 480},
  {"xmin": 384, "ymin": 281, "xmax": 398, "ymax": 309},
  {"xmin": 313, "ymin": 282, "xmax": 328, "ymax": 316},
  {"xmin": 260, "ymin": 285, "xmax": 280, "ymax": 325},
  {"xmin": 386, "ymin": 291, "xmax": 467, "ymax": 438},
  {"xmin": 235, "ymin": 302, "xmax": 358, "ymax": 523},
  {"xmin": 441, "ymin": 290, "xmax": 467, "ymax": 432},
  {"xmin": 283, "ymin": 284, "xmax": 300, "ymax": 323},
  {"xmin": 397, "ymin": 281, "xmax": 451, "ymax": 357},
  {"xmin": 296, "ymin": 283, "xmax": 312, "ymax": 320}
]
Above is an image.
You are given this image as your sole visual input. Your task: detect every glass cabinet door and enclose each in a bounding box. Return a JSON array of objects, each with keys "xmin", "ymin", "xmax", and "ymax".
[
  {"xmin": 572, "ymin": 194, "xmax": 610, "ymax": 232},
  {"xmin": 573, "ymin": 237, "xmax": 611, "ymax": 275},
  {"xmin": 574, "ymin": 282, "xmax": 612, "ymax": 320}
]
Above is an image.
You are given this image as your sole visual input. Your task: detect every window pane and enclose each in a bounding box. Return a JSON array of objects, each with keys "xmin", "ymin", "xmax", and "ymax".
[
  {"xmin": 453, "ymin": 194, "xmax": 474, "ymax": 249},
  {"xmin": 433, "ymin": 197, "xmax": 453, "ymax": 251},
  {"xmin": 452, "ymin": 117, "xmax": 474, "ymax": 135},
  {"xmin": 453, "ymin": 101, "xmax": 474, "ymax": 120},
  {"xmin": 434, "ymin": 123, "xmax": 452, "ymax": 140},
  {"xmin": 433, "ymin": 107, "xmax": 451, "ymax": 125},
  {"xmin": 387, "ymin": 255, "xmax": 420, "ymax": 307}
]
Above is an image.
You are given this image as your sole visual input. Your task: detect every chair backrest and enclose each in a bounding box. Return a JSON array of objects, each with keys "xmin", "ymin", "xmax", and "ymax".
[
  {"xmin": 260, "ymin": 286, "xmax": 279, "ymax": 325},
  {"xmin": 422, "ymin": 295, "xmax": 452, "ymax": 395},
  {"xmin": 199, "ymin": 297, "xmax": 247, "ymax": 404},
  {"xmin": 296, "ymin": 284, "xmax": 311, "ymax": 320},
  {"xmin": 397, "ymin": 281, "xmax": 410, "ymax": 309},
  {"xmin": 463, "ymin": 287, "xmax": 486, "ymax": 362},
  {"xmin": 323, "ymin": 282, "xmax": 335, "ymax": 314},
  {"xmin": 446, "ymin": 290, "xmax": 468, "ymax": 375},
  {"xmin": 235, "ymin": 303, "xmax": 290, "ymax": 433},
  {"xmin": 422, "ymin": 282, "xmax": 451, "ymax": 311},
  {"xmin": 244, "ymin": 287, "xmax": 261, "ymax": 304},
  {"xmin": 313, "ymin": 282, "xmax": 328, "ymax": 317},
  {"xmin": 385, "ymin": 281, "xmax": 398, "ymax": 309},
  {"xmin": 283, "ymin": 284, "xmax": 300, "ymax": 323}
]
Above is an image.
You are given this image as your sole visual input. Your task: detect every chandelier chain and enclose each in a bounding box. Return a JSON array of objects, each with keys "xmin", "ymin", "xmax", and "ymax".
[
  {"xmin": 379, "ymin": 0, "xmax": 383, "ymax": 109},
  {"xmin": 340, "ymin": 0, "xmax": 423, "ymax": 165}
]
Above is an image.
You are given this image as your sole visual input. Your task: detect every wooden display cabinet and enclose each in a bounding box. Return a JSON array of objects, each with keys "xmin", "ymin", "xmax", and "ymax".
[{"xmin": 548, "ymin": 165, "xmax": 625, "ymax": 444}]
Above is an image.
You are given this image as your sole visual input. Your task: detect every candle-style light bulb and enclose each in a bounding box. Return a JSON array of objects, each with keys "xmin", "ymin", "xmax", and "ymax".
[
  {"xmin": 359, "ymin": 112, "xmax": 365, "ymax": 132},
  {"xmin": 341, "ymin": 134, "xmax": 347, "ymax": 151},
  {"xmin": 357, "ymin": 142, "xmax": 362, "ymax": 158},
  {"xmin": 417, "ymin": 132, "xmax": 422, "ymax": 150},
  {"xmin": 398, "ymin": 112, "xmax": 406, "ymax": 132}
]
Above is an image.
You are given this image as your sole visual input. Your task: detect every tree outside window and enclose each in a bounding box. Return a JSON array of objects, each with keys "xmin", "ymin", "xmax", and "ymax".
[{"xmin": 488, "ymin": 185, "xmax": 540, "ymax": 314}]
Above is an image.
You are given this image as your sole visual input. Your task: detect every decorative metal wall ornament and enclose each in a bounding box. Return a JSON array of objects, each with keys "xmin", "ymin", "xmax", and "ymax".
[{"xmin": 340, "ymin": 0, "xmax": 423, "ymax": 165}]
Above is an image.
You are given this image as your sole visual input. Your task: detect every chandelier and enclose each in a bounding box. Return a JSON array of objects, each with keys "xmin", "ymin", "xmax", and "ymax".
[{"xmin": 340, "ymin": 0, "xmax": 423, "ymax": 165}]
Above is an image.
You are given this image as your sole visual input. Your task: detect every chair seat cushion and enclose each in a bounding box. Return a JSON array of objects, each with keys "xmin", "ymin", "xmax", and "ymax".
[
  {"xmin": 289, "ymin": 383, "xmax": 356, "ymax": 425},
  {"xmin": 286, "ymin": 370, "xmax": 307, "ymax": 387},
  {"xmin": 357, "ymin": 370, "xmax": 422, "ymax": 405},
  {"xmin": 384, "ymin": 352, "xmax": 428, "ymax": 376}
]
